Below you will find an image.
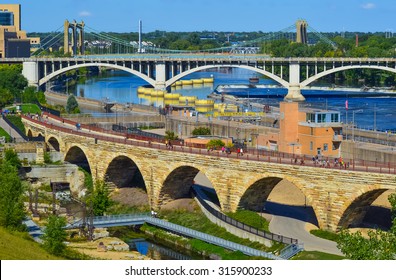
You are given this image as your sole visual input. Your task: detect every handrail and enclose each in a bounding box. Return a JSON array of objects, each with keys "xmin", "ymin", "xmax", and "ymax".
[
  {"xmin": 65, "ymin": 213, "xmax": 282, "ymax": 260},
  {"xmin": 192, "ymin": 186, "xmax": 298, "ymax": 245}
]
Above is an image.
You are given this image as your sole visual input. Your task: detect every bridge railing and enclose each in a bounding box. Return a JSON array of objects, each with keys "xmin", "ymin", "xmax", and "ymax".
[
  {"xmin": 192, "ymin": 187, "xmax": 298, "ymax": 245},
  {"xmin": 21, "ymin": 114, "xmax": 396, "ymax": 175}
]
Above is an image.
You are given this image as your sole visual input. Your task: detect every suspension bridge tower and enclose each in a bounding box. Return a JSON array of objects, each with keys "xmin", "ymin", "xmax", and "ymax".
[
  {"xmin": 296, "ymin": 20, "xmax": 308, "ymax": 44},
  {"xmin": 64, "ymin": 20, "xmax": 85, "ymax": 55}
]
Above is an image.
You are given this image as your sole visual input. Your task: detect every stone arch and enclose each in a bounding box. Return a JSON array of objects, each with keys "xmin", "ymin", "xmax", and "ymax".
[
  {"xmin": 165, "ymin": 64, "xmax": 289, "ymax": 88},
  {"xmin": 301, "ymin": 65, "xmax": 396, "ymax": 88},
  {"xmin": 27, "ymin": 129, "xmax": 33, "ymax": 138},
  {"xmin": 64, "ymin": 145, "xmax": 92, "ymax": 174},
  {"xmin": 337, "ymin": 188, "xmax": 389, "ymax": 230},
  {"xmin": 238, "ymin": 177, "xmax": 283, "ymax": 211},
  {"xmin": 158, "ymin": 165, "xmax": 203, "ymax": 207},
  {"xmin": 237, "ymin": 174, "xmax": 319, "ymax": 224},
  {"xmin": 39, "ymin": 62, "xmax": 156, "ymax": 87},
  {"xmin": 47, "ymin": 136, "xmax": 61, "ymax": 152},
  {"xmin": 104, "ymin": 155, "xmax": 146, "ymax": 190}
]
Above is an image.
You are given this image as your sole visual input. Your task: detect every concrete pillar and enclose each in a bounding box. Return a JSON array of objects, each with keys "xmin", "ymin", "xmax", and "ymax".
[
  {"xmin": 284, "ymin": 62, "xmax": 305, "ymax": 101},
  {"xmin": 64, "ymin": 20, "xmax": 69, "ymax": 55},
  {"xmin": 22, "ymin": 61, "xmax": 39, "ymax": 87},
  {"xmin": 154, "ymin": 62, "xmax": 166, "ymax": 90}
]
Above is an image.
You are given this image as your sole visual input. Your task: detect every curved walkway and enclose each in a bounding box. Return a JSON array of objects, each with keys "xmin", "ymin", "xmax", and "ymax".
[{"xmin": 266, "ymin": 202, "xmax": 343, "ymax": 256}]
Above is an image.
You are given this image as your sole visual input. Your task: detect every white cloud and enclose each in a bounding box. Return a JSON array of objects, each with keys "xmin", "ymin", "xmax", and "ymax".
[
  {"xmin": 79, "ymin": 11, "xmax": 92, "ymax": 17},
  {"xmin": 361, "ymin": 3, "xmax": 376, "ymax": 9}
]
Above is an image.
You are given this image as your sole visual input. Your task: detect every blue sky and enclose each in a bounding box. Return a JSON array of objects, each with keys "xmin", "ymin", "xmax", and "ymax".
[{"xmin": 7, "ymin": 0, "xmax": 396, "ymax": 33}]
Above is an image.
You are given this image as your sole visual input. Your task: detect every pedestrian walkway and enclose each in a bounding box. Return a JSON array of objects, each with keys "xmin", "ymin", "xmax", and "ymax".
[
  {"xmin": 0, "ymin": 117, "xmax": 26, "ymax": 143},
  {"xmin": 66, "ymin": 213, "xmax": 282, "ymax": 259}
]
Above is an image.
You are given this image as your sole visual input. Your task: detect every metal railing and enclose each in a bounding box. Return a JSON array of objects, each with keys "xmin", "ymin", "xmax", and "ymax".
[
  {"xmin": 192, "ymin": 186, "xmax": 298, "ymax": 245},
  {"xmin": 65, "ymin": 213, "xmax": 282, "ymax": 260}
]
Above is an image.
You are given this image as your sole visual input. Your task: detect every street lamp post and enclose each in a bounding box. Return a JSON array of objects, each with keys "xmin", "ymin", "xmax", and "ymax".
[
  {"xmin": 251, "ymin": 132, "xmax": 259, "ymax": 155},
  {"xmin": 352, "ymin": 109, "xmax": 363, "ymax": 142}
]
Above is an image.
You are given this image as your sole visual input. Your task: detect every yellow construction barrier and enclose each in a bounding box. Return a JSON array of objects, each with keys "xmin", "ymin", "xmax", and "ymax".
[
  {"xmin": 179, "ymin": 96, "xmax": 196, "ymax": 105},
  {"xmin": 164, "ymin": 93, "xmax": 181, "ymax": 100},
  {"xmin": 202, "ymin": 77, "xmax": 214, "ymax": 83}
]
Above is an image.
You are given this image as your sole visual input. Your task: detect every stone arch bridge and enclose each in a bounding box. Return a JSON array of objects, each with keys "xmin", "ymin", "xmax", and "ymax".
[
  {"xmin": 17, "ymin": 56, "xmax": 396, "ymax": 101},
  {"xmin": 22, "ymin": 116, "xmax": 396, "ymax": 232}
]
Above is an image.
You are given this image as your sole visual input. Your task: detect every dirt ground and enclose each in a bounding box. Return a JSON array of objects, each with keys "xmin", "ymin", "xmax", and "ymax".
[
  {"xmin": 68, "ymin": 237, "xmax": 150, "ymax": 260},
  {"xmin": 110, "ymin": 187, "xmax": 149, "ymax": 207}
]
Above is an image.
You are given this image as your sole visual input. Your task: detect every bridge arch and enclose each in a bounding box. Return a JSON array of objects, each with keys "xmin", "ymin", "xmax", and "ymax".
[
  {"xmin": 158, "ymin": 165, "xmax": 201, "ymax": 207},
  {"xmin": 165, "ymin": 64, "xmax": 290, "ymax": 88},
  {"xmin": 64, "ymin": 145, "xmax": 92, "ymax": 174},
  {"xmin": 27, "ymin": 129, "xmax": 33, "ymax": 139},
  {"xmin": 301, "ymin": 65, "xmax": 396, "ymax": 88},
  {"xmin": 46, "ymin": 135, "xmax": 61, "ymax": 152},
  {"xmin": 38, "ymin": 62, "xmax": 156, "ymax": 87},
  {"xmin": 237, "ymin": 174, "xmax": 319, "ymax": 225},
  {"xmin": 104, "ymin": 155, "xmax": 146, "ymax": 191},
  {"xmin": 337, "ymin": 188, "xmax": 389, "ymax": 230}
]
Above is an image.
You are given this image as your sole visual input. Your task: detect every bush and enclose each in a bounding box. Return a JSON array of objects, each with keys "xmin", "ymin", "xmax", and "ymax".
[
  {"xmin": 206, "ymin": 139, "xmax": 225, "ymax": 150},
  {"xmin": 192, "ymin": 127, "xmax": 211, "ymax": 136}
]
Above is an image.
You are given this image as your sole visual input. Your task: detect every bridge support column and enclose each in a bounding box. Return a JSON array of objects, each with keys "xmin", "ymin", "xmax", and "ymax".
[
  {"xmin": 284, "ymin": 62, "xmax": 305, "ymax": 101},
  {"xmin": 22, "ymin": 61, "xmax": 39, "ymax": 88},
  {"xmin": 154, "ymin": 62, "xmax": 167, "ymax": 90},
  {"xmin": 285, "ymin": 85, "xmax": 305, "ymax": 101}
]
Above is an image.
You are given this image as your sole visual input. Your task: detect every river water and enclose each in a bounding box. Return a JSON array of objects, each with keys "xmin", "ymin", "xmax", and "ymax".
[{"xmin": 68, "ymin": 68, "xmax": 396, "ymax": 132}]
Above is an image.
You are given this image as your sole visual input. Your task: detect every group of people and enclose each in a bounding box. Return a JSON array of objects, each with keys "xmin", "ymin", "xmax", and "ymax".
[
  {"xmin": 309, "ymin": 155, "xmax": 349, "ymax": 169},
  {"xmin": 219, "ymin": 146, "xmax": 244, "ymax": 155}
]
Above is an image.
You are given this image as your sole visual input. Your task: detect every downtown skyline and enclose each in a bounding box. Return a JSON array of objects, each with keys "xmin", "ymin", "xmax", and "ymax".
[{"xmin": 5, "ymin": 0, "xmax": 396, "ymax": 34}]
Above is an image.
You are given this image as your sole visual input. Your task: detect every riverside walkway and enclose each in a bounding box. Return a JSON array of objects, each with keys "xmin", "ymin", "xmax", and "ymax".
[{"xmin": 66, "ymin": 213, "xmax": 284, "ymax": 260}]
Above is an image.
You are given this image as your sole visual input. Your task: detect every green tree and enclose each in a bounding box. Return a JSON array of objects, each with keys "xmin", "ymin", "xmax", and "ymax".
[
  {"xmin": 192, "ymin": 127, "xmax": 211, "ymax": 136},
  {"xmin": 0, "ymin": 88, "xmax": 14, "ymax": 108},
  {"xmin": 206, "ymin": 139, "xmax": 225, "ymax": 150},
  {"xmin": 4, "ymin": 149, "xmax": 21, "ymax": 169},
  {"xmin": 0, "ymin": 161, "xmax": 25, "ymax": 229},
  {"xmin": 337, "ymin": 193, "xmax": 396, "ymax": 259},
  {"xmin": 164, "ymin": 130, "xmax": 178, "ymax": 141},
  {"xmin": 65, "ymin": 94, "xmax": 80, "ymax": 114},
  {"xmin": 87, "ymin": 180, "xmax": 112, "ymax": 216},
  {"xmin": 42, "ymin": 215, "xmax": 67, "ymax": 256}
]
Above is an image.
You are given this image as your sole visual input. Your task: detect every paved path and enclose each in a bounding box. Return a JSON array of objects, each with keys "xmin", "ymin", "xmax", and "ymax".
[
  {"xmin": 0, "ymin": 116, "xmax": 26, "ymax": 142},
  {"xmin": 266, "ymin": 202, "xmax": 343, "ymax": 256}
]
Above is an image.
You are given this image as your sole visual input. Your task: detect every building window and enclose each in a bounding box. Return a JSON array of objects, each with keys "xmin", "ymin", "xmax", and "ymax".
[
  {"xmin": 331, "ymin": 113, "xmax": 339, "ymax": 123},
  {"xmin": 310, "ymin": 141, "xmax": 313, "ymax": 151},
  {"xmin": 317, "ymin": 113, "xmax": 326, "ymax": 123},
  {"xmin": 324, "ymin": 143, "xmax": 328, "ymax": 151},
  {"xmin": 306, "ymin": 113, "xmax": 315, "ymax": 123},
  {"xmin": 310, "ymin": 127, "xmax": 314, "ymax": 135}
]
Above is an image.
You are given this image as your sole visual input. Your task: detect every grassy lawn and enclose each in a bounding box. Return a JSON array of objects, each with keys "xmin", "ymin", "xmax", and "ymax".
[
  {"xmin": 310, "ymin": 229, "xmax": 339, "ymax": 242},
  {"xmin": 292, "ymin": 250, "xmax": 344, "ymax": 260},
  {"xmin": 0, "ymin": 227, "xmax": 63, "ymax": 260},
  {"xmin": 5, "ymin": 115, "xmax": 25, "ymax": 133},
  {"xmin": 226, "ymin": 209, "xmax": 270, "ymax": 232},
  {"xmin": 159, "ymin": 209, "xmax": 284, "ymax": 254},
  {"xmin": 0, "ymin": 127, "xmax": 11, "ymax": 142},
  {"xmin": 21, "ymin": 104, "xmax": 41, "ymax": 114}
]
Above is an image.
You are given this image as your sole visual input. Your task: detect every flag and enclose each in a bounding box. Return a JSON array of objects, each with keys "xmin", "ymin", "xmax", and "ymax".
[{"xmin": 345, "ymin": 100, "xmax": 349, "ymax": 110}]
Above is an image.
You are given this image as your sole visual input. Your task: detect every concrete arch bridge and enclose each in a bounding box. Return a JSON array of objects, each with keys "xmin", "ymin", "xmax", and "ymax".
[
  {"xmin": 18, "ymin": 56, "xmax": 396, "ymax": 101},
  {"xmin": 22, "ymin": 115, "xmax": 396, "ymax": 232}
]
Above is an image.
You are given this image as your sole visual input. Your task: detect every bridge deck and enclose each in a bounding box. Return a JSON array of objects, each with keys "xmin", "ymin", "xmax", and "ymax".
[{"xmin": 23, "ymin": 113, "xmax": 396, "ymax": 175}]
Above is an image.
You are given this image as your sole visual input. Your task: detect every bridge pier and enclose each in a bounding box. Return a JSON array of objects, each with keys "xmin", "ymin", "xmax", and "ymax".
[
  {"xmin": 154, "ymin": 62, "xmax": 167, "ymax": 90},
  {"xmin": 284, "ymin": 62, "xmax": 305, "ymax": 101},
  {"xmin": 284, "ymin": 85, "xmax": 305, "ymax": 102},
  {"xmin": 22, "ymin": 61, "xmax": 39, "ymax": 88}
]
